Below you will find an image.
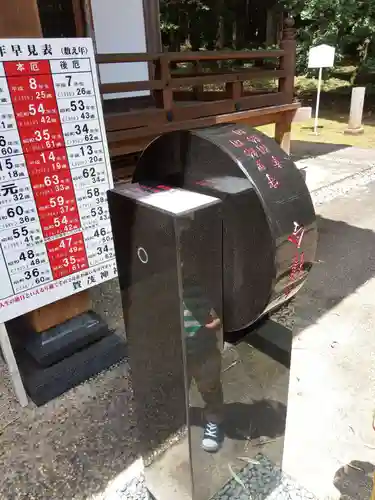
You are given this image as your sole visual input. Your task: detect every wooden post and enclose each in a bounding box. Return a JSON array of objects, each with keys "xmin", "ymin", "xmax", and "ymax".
[
  {"xmin": 226, "ymin": 81, "xmax": 243, "ymax": 100},
  {"xmin": 275, "ymin": 111, "xmax": 294, "ymax": 155},
  {"xmin": 154, "ymin": 55, "xmax": 173, "ymax": 116},
  {"xmin": 193, "ymin": 60, "xmax": 204, "ymax": 101},
  {"xmin": 0, "ymin": 324, "xmax": 28, "ymax": 406},
  {"xmin": 142, "ymin": 0, "xmax": 162, "ymax": 86},
  {"xmin": 0, "ymin": 0, "xmax": 42, "ymax": 37},
  {"xmin": 275, "ymin": 16, "xmax": 296, "ymax": 154},
  {"xmin": 142, "ymin": 0, "xmax": 162, "ymax": 53},
  {"xmin": 72, "ymin": 0, "xmax": 87, "ymax": 37}
]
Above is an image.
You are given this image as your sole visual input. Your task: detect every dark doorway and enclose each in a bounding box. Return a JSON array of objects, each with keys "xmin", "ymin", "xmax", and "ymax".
[{"xmin": 37, "ymin": 0, "xmax": 85, "ymax": 38}]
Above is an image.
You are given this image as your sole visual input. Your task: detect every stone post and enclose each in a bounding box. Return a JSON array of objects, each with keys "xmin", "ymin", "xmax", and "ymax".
[{"xmin": 344, "ymin": 87, "xmax": 366, "ymax": 135}]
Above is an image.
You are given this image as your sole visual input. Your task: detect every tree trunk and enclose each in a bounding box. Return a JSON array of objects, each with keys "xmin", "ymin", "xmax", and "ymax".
[
  {"xmin": 215, "ymin": 0, "xmax": 225, "ymax": 50},
  {"xmin": 216, "ymin": 17, "xmax": 225, "ymax": 49},
  {"xmin": 352, "ymin": 38, "xmax": 370, "ymax": 85},
  {"xmin": 232, "ymin": 20, "xmax": 237, "ymax": 49}
]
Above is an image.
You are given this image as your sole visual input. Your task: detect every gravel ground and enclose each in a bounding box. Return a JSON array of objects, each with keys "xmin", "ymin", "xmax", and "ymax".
[
  {"xmin": 0, "ymin": 360, "xmax": 137, "ymax": 500},
  {"xmin": 0, "ymin": 274, "xmax": 130, "ymax": 499},
  {"xmin": 294, "ymin": 146, "xmax": 375, "ymax": 208},
  {"xmin": 99, "ymin": 453, "xmax": 317, "ymax": 500},
  {"xmin": 90, "ymin": 278, "xmax": 125, "ymax": 335},
  {"xmin": 308, "ymin": 162, "xmax": 375, "ymax": 208},
  {"xmin": 212, "ymin": 454, "xmax": 317, "ymax": 500}
]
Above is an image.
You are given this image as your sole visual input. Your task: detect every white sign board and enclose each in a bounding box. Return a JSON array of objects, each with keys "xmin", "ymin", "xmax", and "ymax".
[
  {"xmin": 308, "ymin": 44, "xmax": 335, "ymax": 69},
  {"xmin": 0, "ymin": 38, "xmax": 116, "ymax": 323}
]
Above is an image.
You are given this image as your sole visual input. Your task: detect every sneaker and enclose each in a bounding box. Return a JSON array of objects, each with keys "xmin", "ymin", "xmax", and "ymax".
[{"xmin": 202, "ymin": 422, "xmax": 222, "ymax": 453}]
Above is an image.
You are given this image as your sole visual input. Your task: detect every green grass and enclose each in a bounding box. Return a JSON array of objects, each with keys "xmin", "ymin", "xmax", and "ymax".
[
  {"xmin": 173, "ymin": 62, "xmax": 375, "ymax": 149},
  {"xmin": 258, "ymin": 114, "xmax": 375, "ymax": 149},
  {"xmin": 267, "ymin": 69, "xmax": 375, "ymax": 149}
]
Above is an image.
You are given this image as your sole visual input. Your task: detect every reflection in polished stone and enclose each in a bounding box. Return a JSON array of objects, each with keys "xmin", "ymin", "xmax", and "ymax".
[
  {"xmin": 109, "ymin": 183, "xmax": 224, "ymax": 500},
  {"xmin": 144, "ymin": 321, "xmax": 293, "ymax": 500},
  {"xmin": 188, "ymin": 333, "xmax": 290, "ymax": 500},
  {"xmin": 180, "ymin": 211, "xmax": 224, "ymax": 457}
]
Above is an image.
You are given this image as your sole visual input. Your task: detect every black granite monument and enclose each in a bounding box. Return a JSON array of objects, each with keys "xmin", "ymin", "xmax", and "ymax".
[
  {"xmin": 134, "ymin": 124, "xmax": 317, "ymax": 332},
  {"xmin": 108, "ymin": 124, "xmax": 318, "ymax": 500}
]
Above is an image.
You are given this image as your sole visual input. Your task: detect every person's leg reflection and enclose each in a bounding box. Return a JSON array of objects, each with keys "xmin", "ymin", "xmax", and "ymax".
[{"xmin": 188, "ymin": 326, "xmax": 224, "ymax": 453}]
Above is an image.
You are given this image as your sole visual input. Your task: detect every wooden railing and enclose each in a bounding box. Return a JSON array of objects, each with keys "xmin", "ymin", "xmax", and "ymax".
[{"xmin": 95, "ymin": 17, "xmax": 297, "ymax": 157}]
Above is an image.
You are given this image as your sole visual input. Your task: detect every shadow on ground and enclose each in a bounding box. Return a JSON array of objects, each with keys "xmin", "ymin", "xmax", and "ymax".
[
  {"xmin": 190, "ymin": 399, "xmax": 287, "ymax": 443},
  {"xmin": 333, "ymin": 460, "xmax": 375, "ymax": 499},
  {"xmin": 294, "ymin": 214, "xmax": 375, "ymax": 336},
  {"xmin": 291, "ymin": 139, "xmax": 351, "ymax": 161}
]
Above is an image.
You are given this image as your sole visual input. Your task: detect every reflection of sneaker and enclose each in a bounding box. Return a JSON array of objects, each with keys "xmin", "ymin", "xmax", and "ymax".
[{"xmin": 202, "ymin": 422, "xmax": 222, "ymax": 453}]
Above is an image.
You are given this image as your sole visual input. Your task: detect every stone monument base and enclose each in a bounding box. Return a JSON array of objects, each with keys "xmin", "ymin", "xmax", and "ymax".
[{"xmin": 344, "ymin": 127, "xmax": 364, "ymax": 135}]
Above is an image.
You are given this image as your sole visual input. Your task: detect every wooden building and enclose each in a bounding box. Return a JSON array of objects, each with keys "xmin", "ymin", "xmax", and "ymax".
[{"xmin": 1, "ymin": 0, "xmax": 301, "ymax": 178}]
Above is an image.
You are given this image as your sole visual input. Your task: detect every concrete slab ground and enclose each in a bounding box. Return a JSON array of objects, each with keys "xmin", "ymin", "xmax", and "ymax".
[
  {"xmin": 0, "ymin": 144, "xmax": 375, "ymax": 499},
  {"xmin": 283, "ymin": 175, "xmax": 375, "ymax": 499},
  {"xmin": 295, "ymin": 144, "xmax": 375, "ymax": 198}
]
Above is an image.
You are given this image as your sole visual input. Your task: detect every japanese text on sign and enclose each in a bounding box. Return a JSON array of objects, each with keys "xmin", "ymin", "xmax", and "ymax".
[
  {"xmin": 229, "ymin": 128, "xmax": 283, "ymax": 189},
  {"xmin": 284, "ymin": 221, "xmax": 305, "ymax": 296},
  {"xmin": 0, "ymin": 38, "xmax": 116, "ymax": 322}
]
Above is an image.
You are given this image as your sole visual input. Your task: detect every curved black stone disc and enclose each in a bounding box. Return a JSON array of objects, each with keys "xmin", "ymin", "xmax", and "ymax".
[{"xmin": 133, "ymin": 124, "xmax": 317, "ymax": 332}]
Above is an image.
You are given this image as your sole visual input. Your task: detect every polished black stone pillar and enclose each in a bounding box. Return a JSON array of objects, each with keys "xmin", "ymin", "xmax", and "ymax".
[{"xmin": 108, "ymin": 183, "xmax": 223, "ymax": 500}]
